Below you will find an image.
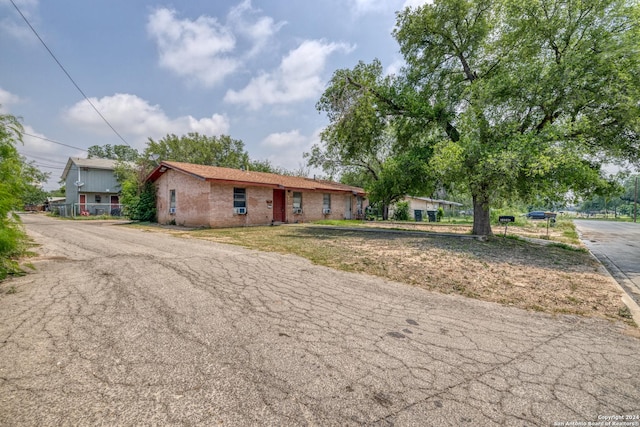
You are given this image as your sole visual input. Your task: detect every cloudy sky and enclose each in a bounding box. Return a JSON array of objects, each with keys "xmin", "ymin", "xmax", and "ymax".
[{"xmin": 1, "ymin": 0, "xmax": 428, "ymax": 190}]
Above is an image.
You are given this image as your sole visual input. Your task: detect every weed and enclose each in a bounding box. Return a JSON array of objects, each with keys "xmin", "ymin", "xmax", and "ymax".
[
  {"xmin": 566, "ymin": 296, "xmax": 580, "ymax": 304},
  {"xmin": 6, "ymin": 286, "xmax": 17, "ymax": 294},
  {"xmin": 548, "ymin": 243, "xmax": 587, "ymax": 253},
  {"xmin": 618, "ymin": 306, "xmax": 633, "ymax": 319}
]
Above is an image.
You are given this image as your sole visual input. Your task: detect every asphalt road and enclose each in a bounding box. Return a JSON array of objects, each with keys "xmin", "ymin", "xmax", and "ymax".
[
  {"xmin": 1, "ymin": 214, "xmax": 639, "ymax": 426},
  {"xmin": 575, "ymin": 220, "xmax": 640, "ymax": 307}
]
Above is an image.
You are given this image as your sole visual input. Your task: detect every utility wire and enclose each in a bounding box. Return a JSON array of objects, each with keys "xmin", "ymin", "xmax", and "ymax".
[
  {"xmin": 21, "ymin": 152, "xmax": 67, "ymax": 165},
  {"xmin": 22, "ymin": 132, "xmax": 88, "ymax": 152},
  {"xmin": 9, "ymin": 0, "xmax": 131, "ymax": 147}
]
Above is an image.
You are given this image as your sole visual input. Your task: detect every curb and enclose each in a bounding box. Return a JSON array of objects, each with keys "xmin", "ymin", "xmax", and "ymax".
[
  {"xmin": 586, "ymin": 251, "xmax": 640, "ymax": 327},
  {"xmin": 575, "ymin": 229, "xmax": 640, "ymax": 327}
]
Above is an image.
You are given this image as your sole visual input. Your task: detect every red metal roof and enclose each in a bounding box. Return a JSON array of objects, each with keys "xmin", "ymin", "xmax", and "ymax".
[{"xmin": 146, "ymin": 161, "xmax": 366, "ymax": 195}]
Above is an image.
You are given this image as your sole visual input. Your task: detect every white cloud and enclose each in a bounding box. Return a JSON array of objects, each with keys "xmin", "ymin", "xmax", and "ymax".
[
  {"xmin": 259, "ymin": 128, "xmax": 322, "ymax": 174},
  {"xmin": 261, "ymin": 129, "xmax": 306, "ymax": 149},
  {"xmin": 224, "ymin": 39, "xmax": 353, "ymax": 110},
  {"xmin": 349, "ymin": 0, "xmax": 388, "ymax": 14},
  {"xmin": 228, "ymin": 0, "xmax": 286, "ymax": 58},
  {"xmin": 385, "ymin": 58, "xmax": 405, "ymax": 77},
  {"xmin": 401, "ymin": 0, "xmax": 433, "ymax": 9},
  {"xmin": 147, "ymin": 3, "xmax": 285, "ymax": 87},
  {"xmin": 147, "ymin": 8, "xmax": 239, "ymax": 87},
  {"xmin": 0, "ymin": 87, "xmax": 21, "ymax": 112},
  {"xmin": 0, "ymin": 0, "xmax": 40, "ymax": 42},
  {"xmin": 64, "ymin": 93, "xmax": 230, "ymax": 145}
]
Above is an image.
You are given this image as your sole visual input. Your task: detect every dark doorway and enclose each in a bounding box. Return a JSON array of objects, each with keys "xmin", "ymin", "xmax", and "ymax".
[{"xmin": 273, "ymin": 189, "xmax": 286, "ymax": 222}]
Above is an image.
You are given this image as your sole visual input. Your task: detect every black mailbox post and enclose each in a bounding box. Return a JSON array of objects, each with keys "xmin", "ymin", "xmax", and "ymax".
[
  {"xmin": 544, "ymin": 212, "xmax": 557, "ymax": 237},
  {"xmin": 498, "ymin": 216, "xmax": 515, "ymax": 237}
]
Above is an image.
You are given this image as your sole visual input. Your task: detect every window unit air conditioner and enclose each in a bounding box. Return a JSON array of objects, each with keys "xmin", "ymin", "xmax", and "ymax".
[
  {"xmin": 169, "ymin": 207, "xmax": 176, "ymax": 214},
  {"xmin": 234, "ymin": 207, "xmax": 247, "ymax": 215},
  {"xmin": 293, "ymin": 207, "xmax": 303, "ymax": 214},
  {"xmin": 323, "ymin": 208, "xmax": 331, "ymax": 214}
]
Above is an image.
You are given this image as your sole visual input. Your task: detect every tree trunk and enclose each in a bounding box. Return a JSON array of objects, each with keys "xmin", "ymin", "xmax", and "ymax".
[
  {"xmin": 472, "ymin": 192, "xmax": 493, "ymax": 236},
  {"xmin": 382, "ymin": 204, "xmax": 389, "ymax": 220}
]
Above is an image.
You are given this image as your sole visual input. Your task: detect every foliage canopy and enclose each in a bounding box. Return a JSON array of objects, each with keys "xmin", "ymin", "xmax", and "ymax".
[{"xmin": 311, "ymin": 0, "xmax": 640, "ymax": 234}]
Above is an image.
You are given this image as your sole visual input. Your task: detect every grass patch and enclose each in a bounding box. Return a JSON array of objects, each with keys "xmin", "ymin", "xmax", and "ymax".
[{"xmin": 142, "ymin": 222, "xmax": 632, "ymax": 325}]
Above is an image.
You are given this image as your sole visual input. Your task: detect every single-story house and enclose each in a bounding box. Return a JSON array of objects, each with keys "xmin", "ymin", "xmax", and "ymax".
[
  {"xmin": 60, "ymin": 157, "xmax": 123, "ymax": 216},
  {"xmin": 390, "ymin": 196, "xmax": 464, "ymax": 221},
  {"xmin": 145, "ymin": 161, "xmax": 368, "ymax": 227}
]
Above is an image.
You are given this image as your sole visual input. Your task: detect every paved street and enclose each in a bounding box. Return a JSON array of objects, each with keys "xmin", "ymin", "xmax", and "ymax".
[
  {"xmin": 575, "ymin": 220, "xmax": 640, "ymax": 307},
  {"xmin": 1, "ymin": 214, "xmax": 639, "ymax": 426}
]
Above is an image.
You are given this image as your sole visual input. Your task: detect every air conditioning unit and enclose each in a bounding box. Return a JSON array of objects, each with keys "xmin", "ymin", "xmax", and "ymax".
[
  {"xmin": 234, "ymin": 207, "xmax": 247, "ymax": 215},
  {"xmin": 169, "ymin": 207, "xmax": 176, "ymax": 214},
  {"xmin": 323, "ymin": 208, "xmax": 331, "ymax": 214},
  {"xmin": 293, "ymin": 207, "xmax": 303, "ymax": 214}
]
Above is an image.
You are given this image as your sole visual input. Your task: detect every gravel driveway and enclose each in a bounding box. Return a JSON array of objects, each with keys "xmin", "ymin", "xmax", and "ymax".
[{"xmin": 1, "ymin": 214, "xmax": 639, "ymax": 426}]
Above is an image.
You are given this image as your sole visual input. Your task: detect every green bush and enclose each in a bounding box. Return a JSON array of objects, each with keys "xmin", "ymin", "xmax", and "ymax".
[
  {"xmin": 124, "ymin": 182, "xmax": 157, "ymax": 221},
  {"xmin": 0, "ymin": 222, "xmax": 27, "ymax": 280},
  {"xmin": 392, "ymin": 201, "xmax": 410, "ymax": 221},
  {"xmin": 436, "ymin": 207, "xmax": 444, "ymax": 222}
]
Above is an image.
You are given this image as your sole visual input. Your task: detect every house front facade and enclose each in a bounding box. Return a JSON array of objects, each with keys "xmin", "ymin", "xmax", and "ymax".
[
  {"xmin": 146, "ymin": 161, "xmax": 367, "ymax": 227},
  {"xmin": 391, "ymin": 196, "xmax": 464, "ymax": 221},
  {"xmin": 60, "ymin": 157, "xmax": 123, "ymax": 216}
]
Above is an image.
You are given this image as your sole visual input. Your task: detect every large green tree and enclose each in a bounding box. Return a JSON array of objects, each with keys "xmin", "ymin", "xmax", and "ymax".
[
  {"xmin": 309, "ymin": 60, "xmax": 435, "ymax": 219},
  {"xmin": 144, "ymin": 133, "xmax": 250, "ymax": 168},
  {"xmin": 87, "ymin": 144, "xmax": 140, "ymax": 161},
  {"xmin": 316, "ymin": 0, "xmax": 640, "ymax": 235}
]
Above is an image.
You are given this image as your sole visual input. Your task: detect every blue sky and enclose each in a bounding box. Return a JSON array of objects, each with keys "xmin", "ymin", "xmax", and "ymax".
[{"xmin": 1, "ymin": 0, "xmax": 428, "ymax": 190}]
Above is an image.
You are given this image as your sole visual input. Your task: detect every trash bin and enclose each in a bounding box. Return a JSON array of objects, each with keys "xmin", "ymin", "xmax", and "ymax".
[
  {"xmin": 427, "ymin": 210, "xmax": 436, "ymax": 222},
  {"xmin": 414, "ymin": 210, "xmax": 423, "ymax": 222}
]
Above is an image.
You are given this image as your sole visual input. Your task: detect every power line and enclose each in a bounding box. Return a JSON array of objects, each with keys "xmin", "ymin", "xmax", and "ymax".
[
  {"xmin": 9, "ymin": 0, "xmax": 131, "ymax": 147},
  {"xmin": 21, "ymin": 152, "xmax": 67, "ymax": 166},
  {"xmin": 22, "ymin": 132, "xmax": 88, "ymax": 152},
  {"xmin": 30, "ymin": 162, "xmax": 66, "ymax": 171}
]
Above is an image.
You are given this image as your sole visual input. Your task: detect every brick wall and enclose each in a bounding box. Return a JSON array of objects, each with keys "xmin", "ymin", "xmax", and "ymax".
[
  {"xmin": 155, "ymin": 171, "xmax": 368, "ymax": 227},
  {"xmin": 156, "ymin": 169, "xmax": 211, "ymax": 226}
]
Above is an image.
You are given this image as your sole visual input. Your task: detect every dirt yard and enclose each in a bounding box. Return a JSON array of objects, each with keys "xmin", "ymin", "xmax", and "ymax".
[{"xmin": 140, "ymin": 222, "xmax": 635, "ymax": 326}]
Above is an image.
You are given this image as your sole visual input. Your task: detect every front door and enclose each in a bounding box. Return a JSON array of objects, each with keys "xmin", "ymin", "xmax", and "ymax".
[
  {"xmin": 345, "ymin": 195, "xmax": 352, "ymax": 219},
  {"xmin": 79, "ymin": 194, "xmax": 86, "ymax": 214},
  {"xmin": 273, "ymin": 189, "xmax": 286, "ymax": 222},
  {"xmin": 110, "ymin": 195, "xmax": 119, "ymax": 213}
]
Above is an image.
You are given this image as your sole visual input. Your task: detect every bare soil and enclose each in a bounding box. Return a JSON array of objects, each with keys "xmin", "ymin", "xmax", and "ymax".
[{"xmin": 139, "ymin": 222, "xmax": 633, "ymax": 326}]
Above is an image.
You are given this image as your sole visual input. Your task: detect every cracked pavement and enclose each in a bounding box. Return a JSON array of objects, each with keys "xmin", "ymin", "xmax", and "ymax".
[{"xmin": 1, "ymin": 214, "xmax": 639, "ymax": 426}]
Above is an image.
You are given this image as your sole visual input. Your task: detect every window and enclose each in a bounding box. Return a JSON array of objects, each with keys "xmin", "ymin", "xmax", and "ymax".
[
  {"xmin": 356, "ymin": 196, "xmax": 363, "ymax": 213},
  {"xmin": 323, "ymin": 194, "xmax": 331, "ymax": 214},
  {"xmin": 169, "ymin": 189, "xmax": 176, "ymax": 213},
  {"xmin": 233, "ymin": 188, "xmax": 246, "ymax": 208},
  {"xmin": 95, "ymin": 195, "xmax": 101, "ymax": 203},
  {"xmin": 293, "ymin": 192, "xmax": 302, "ymax": 209}
]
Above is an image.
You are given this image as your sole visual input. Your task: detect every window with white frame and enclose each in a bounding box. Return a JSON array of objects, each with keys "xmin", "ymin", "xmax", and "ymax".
[
  {"xmin": 323, "ymin": 194, "xmax": 331, "ymax": 213},
  {"xmin": 169, "ymin": 189, "xmax": 176, "ymax": 213},
  {"xmin": 293, "ymin": 192, "xmax": 302, "ymax": 213},
  {"xmin": 233, "ymin": 188, "xmax": 246, "ymax": 213}
]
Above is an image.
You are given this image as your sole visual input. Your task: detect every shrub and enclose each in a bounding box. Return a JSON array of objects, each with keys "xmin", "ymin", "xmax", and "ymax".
[
  {"xmin": 0, "ymin": 222, "xmax": 27, "ymax": 280},
  {"xmin": 393, "ymin": 201, "xmax": 410, "ymax": 221}
]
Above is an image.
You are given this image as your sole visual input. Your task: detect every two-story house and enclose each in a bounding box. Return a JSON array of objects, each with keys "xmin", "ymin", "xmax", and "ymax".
[{"xmin": 60, "ymin": 157, "xmax": 123, "ymax": 216}]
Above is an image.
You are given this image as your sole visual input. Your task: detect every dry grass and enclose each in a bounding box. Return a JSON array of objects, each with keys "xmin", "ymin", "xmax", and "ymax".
[{"xmin": 137, "ymin": 221, "xmax": 633, "ymax": 326}]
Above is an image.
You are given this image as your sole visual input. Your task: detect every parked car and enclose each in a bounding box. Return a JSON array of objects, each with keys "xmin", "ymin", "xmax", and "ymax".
[{"xmin": 526, "ymin": 211, "xmax": 556, "ymax": 222}]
